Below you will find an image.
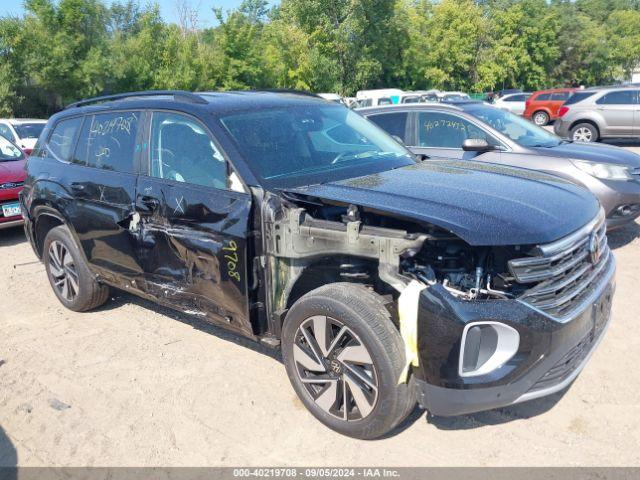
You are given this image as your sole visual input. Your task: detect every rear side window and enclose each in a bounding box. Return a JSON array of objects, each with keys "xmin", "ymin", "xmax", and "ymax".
[
  {"xmin": 564, "ymin": 91, "xmax": 596, "ymax": 105},
  {"xmin": 367, "ymin": 112, "xmax": 409, "ymax": 143},
  {"xmin": 551, "ymin": 92, "xmax": 571, "ymax": 101},
  {"xmin": 48, "ymin": 117, "xmax": 82, "ymax": 162},
  {"xmin": 75, "ymin": 111, "xmax": 139, "ymax": 173},
  {"xmin": 534, "ymin": 93, "xmax": 551, "ymax": 101},
  {"xmin": 504, "ymin": 94, "xmax": 526, "ymax": 102},
  {"xmin": 596, "ymin": 90, "xmax": 637, "ymax": 105}
]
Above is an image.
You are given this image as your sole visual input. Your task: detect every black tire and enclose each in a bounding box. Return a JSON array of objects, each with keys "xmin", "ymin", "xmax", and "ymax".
[
  {"xmin": 570, "ymin": 122, "xmax": 599, "ymax": 143},
  {"xmin": 43, "ymin": 225, "xmax": 109, "ymax": 312},
  {"xmin": 532, "ymin": 110, "xmax": 549, "ymax": 126},
  {"xmin": 282, "ymin": 283, "xmax": 416, "ymax": 439}
]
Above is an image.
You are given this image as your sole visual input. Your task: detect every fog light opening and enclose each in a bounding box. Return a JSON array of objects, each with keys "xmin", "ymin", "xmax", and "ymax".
[
  {"xmin": 459, "ymin": 322, "xmax": 520, "ymax": 377},
  {"xmin": 617, "ymin": 205, "xmax": 633, "ymax": 217}
]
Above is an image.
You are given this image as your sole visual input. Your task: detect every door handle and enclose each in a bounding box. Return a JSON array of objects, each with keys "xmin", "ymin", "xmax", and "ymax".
[
  {"xmin": 70, "ymin": 183, "xmax": 85, "ymax": 193},
  {"xmin": 140, "ymin": 195, "xmax": 160, "ymax": 210}
]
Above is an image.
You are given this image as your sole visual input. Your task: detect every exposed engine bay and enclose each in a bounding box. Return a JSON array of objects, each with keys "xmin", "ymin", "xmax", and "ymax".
[{"xmin": 265, "ymin": 193, "xmax": 530, "ymax": 313}]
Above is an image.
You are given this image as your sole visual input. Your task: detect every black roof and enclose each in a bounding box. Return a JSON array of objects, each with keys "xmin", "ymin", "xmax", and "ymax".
[{"xmin": 61, "ymin": 90, "xmax": 327, "ymax": 116}]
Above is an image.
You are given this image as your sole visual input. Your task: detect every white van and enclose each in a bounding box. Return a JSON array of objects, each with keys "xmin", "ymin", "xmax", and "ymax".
[{"xmin": 356, "ymin": 89, "xmax": 405, "ymax": 107}]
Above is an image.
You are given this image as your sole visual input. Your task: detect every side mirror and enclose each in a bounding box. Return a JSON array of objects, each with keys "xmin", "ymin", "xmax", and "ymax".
[{"xmin": 462, "ymin": 138, "xmax": 495, "ymax": 152}]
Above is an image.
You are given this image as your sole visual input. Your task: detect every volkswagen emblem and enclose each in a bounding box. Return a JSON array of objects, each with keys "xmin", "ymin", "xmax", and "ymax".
[{"xmin": 588, "ymin": 231, "xmax": 601, "ymax": 265}]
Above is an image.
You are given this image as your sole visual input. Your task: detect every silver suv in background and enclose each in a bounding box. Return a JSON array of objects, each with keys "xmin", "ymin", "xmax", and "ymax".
[{"xmin": 554, "ymin": 87, "xmax": 640, "ymax": 143}]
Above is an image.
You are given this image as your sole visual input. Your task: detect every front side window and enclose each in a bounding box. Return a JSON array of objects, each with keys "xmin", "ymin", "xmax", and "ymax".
[
  {"xmin": 417, "ymin": 112, "xmax": 492, "ymax": 148},
  {"xmin": 150, "ymin": 112, "xmax": 229, "ymax": 190},
  {"xmin": 367, "ymin": 112, "xmax": 409, "ymax": 143},
  {"xmin": 0, "ymin": 135, "xmax": 24, "ymax": 162},
  {"xmin": 596, "ymin": 90, "xmax": 637, "ymax": 105},
  {"xmin": 48, "ymin": 117, "xmax": 83, "ymax": 162},
  {"xmin": 467, "ymin": 105, "xmax": 561, "ymax": 148},
  {"xmin": 219, "ymin": 104, "xmax": 415, "ymax": 189},
  {"xmin": 76, "ymin": 111, "xmax": 139, "ymax": 173}
]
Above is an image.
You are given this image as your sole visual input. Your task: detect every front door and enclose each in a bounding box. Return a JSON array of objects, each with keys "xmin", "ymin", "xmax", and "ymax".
[
  {"xmin": 135, "ymin": 110, "xmax": 254, "ymax": 336},
  {"xmin": 408, "ymin": 111, "xmax": 502, "ymax": 162},
  {"xmin": 596, "ymin": 90, "xmax": 637, "ymax": 137}
]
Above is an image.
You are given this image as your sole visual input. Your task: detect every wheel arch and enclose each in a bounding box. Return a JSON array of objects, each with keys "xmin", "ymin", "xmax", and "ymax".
[
  {"xmin": 31, "ymin": 205, "xmax": 87, "ymax": 267},
  {"xmin": 569, "ymin": 119, "xmax": 601, "ymax": 137}
]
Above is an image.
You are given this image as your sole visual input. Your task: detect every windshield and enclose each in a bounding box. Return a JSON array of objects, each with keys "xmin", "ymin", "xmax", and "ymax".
[
  {"xmin": 0, "ymin": 136, "xmax": 24, "ymax": 161},
  {"xmin": 466, "ymin": 105, "xmax": 561, "ymax": 147},
  {"xmin": 219, "ymin": 104, "xmax": 416, "ymax": 188},
  {"xmin": 12, "ymin": 122, "xmax": 45, "ymax": 140}
]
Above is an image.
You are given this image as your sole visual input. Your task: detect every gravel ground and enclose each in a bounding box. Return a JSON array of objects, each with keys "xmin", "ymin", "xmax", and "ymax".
[{"xmin": 1, "ymin": 142, "xmax": 640, "ymax": 467}]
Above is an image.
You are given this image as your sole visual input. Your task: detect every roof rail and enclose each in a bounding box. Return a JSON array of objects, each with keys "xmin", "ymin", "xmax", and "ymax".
[
  {"xmin": 258, "ymin": 89, "xmax": 322, "ymax": 98},
  {"xmin": 65, "ymin": 90, "xmax": 208, "ymax": 109}
]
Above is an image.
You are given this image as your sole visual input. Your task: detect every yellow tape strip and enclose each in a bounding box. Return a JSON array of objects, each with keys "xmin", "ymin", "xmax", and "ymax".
[{"xmin": 397, "ymin": 280, "xmax": 426, "ymax": 384}]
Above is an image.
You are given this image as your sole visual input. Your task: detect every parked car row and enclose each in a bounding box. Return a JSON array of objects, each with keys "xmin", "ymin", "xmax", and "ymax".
[
  {"xmin": 13, "ymin": 89, "xmax": 624, "ymax": 440},
  {"xmin": 354, "ymin": 89, "xmax": 471, "ymax": 107}
]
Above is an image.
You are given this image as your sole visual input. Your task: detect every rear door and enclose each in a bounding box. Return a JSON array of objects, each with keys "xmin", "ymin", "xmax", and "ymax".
[
  {"xmin": 135, "ymin": 110, "xmax": 254, "ymax": 336},
  {"xmin": 596, "ymin": 90, "xmax": 636, "ymax": 136},
  {"xmin": 67, "ymin": 110, "xmax": 144, "ymax": 280}
]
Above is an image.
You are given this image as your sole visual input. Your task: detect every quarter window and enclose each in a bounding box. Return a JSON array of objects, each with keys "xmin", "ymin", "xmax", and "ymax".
[
  {"xmin": 367, "ymin": 112, "xmax": 409, "ymax": 143},
  {"xmin": 417, "ymin": 112, "xmax": 492, "ymax": 148},
  {"xmin": 75, "ymin": 112, "xmax": 139, "ymax": 173},
  {"xmin": 596, "ymin": 90, "xmax": 637, "ymax": 105},
  {"xmin": 551, "ymin": 92, "xmax": 571, "ymax": 101},
  {"xmin": 48, "ymin": 117, "xmax": 83, "ymax": 162},
  {"xmin": 150, "ymin": 112, "xmax": 229, "ymax": 190},
  {"xmin": 534, "ymin": 93, "xmax": 551, "ymax": 101}
]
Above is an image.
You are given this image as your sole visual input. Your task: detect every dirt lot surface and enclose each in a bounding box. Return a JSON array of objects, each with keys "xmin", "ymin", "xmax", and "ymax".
[{"xmin": 1, "ymin": 142, "xmax": 640, "ymax": 467}]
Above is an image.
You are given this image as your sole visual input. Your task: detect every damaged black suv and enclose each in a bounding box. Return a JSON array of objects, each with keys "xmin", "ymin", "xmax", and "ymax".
[{"xmin": 21, "ymin": 90, "xmax": 615, "ymax": 439}]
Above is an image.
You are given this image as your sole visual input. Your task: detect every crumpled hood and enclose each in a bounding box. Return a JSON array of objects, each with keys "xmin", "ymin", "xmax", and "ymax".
[
  {"xmin": 529, "ymin": 141, "xmax": 640, "ymax": 167},
  {"xmin": 0, "ymin": 159, "xmax": 27, "ymax": 183},
  {"xmin": 285, "ymin": 160, "xmax": 600, "ymax": 246}
]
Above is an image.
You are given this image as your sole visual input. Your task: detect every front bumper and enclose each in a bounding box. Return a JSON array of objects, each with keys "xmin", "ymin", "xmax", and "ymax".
[{"xmin": 413, "ymin": 255, "xmax": 615, "ymax": 416}]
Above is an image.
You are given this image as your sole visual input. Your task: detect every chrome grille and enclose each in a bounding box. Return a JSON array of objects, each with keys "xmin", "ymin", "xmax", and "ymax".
[{"xmin": 508, "ymin": 210, "xmax": 611, "ymax": 319}]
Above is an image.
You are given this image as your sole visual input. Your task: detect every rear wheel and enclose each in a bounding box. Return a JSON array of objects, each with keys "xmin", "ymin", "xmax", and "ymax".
[
  {"xmin": 43, "ymin": 225, "xmax": 109, "ymax": 311},
  {"xmin": 570, "ymin": 123, "xmax": 599, "ymax": 143},
  {"xmin": 282, "ymin": 283, "xmax": 415, "ymax": 439},
  {"xmin": 532, "ymin": 111, "xmax": 549, "ymax": 126}
]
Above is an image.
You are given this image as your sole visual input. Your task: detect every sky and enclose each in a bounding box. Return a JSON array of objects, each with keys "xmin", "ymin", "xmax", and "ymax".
[{"xmin": 0, "ymin": 0, "xmax": 251, "ymax": 28}]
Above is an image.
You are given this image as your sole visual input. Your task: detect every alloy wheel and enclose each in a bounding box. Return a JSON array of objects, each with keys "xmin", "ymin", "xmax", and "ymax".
[
  {"xmin": 533, "ymin": 112, "xmax": 548, "ymax": 125},
  {"xmin": 48, "ymin": 241, "xmax": 79, "ymax": 301},
  {"xmin": 292, "ymin": 315, "xmax": 379, "ymax": 421},
  {"xmin": 573, "ymin": 127, "xmax": 593, "ymax": 142}
]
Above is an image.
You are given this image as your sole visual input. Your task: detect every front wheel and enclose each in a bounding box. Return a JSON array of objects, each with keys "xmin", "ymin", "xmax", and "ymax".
[
  {"xmin": 282, "ymin": 283, "xmax": 415, "ymax": 439},
  {"xmin": 570, "ymin": 123, "xmax": 599, "ymax": 143}
]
